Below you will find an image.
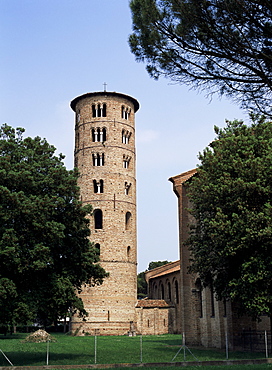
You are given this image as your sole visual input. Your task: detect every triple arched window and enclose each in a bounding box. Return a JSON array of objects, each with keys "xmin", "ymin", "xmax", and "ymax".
[
  {"xmin": 92, "ymin": 127, "xmax": 106, "ymax": 142},
  {"xmin": 92, "ymin": 103, "xmax": 106, "ymax": 117}
]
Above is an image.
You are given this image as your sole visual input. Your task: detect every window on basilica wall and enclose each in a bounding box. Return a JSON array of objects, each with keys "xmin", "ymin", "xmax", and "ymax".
[
  {"xmin": 175, "ymin": 280, "xmax": 179, "ymax": 304},
  {"xmin": 167, "ymin": 282, "xmax": 171, "ymax": 301},
  {"xmin": 160, "ymin": 283, "xmax": 164, "ymax": 300}
]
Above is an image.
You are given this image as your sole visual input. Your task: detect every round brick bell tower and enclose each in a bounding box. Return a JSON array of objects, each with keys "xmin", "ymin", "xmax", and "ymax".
[{"xmin": 70, "ymin": 91, "xmax": 139, "ymax": 335}]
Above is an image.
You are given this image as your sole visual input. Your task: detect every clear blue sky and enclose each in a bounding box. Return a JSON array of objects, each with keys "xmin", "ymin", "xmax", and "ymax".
[{"xmin": 0, "ymin": 0, "xmax": 247, "ymax": 272}]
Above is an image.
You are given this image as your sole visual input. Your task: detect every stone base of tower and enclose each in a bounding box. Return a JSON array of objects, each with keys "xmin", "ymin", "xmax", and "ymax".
[{"xmin": 71, "ymin": 319, "xmax": 137, "ymax": 336}]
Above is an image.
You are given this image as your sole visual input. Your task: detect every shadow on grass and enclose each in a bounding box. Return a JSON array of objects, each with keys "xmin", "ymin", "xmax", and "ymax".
[{"xmin": 0, "ymin": 351, "xmax": 95, "ymax": 366}]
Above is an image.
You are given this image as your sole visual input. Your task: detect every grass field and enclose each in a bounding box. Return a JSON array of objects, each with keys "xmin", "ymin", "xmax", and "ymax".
[{"xmin": 0, "ymin": 333, "xmax": 270, "ymax": 367}]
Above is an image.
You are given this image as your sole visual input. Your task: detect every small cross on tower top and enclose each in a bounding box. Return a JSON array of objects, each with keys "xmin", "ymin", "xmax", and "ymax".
[{"xmin": 103, "ymin": 82, "xmax": 107, "ymax": 92}]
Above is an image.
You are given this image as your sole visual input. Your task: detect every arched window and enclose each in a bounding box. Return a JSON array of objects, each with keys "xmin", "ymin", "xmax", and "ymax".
[
  {"xmin": 92, "ymin": 153, "xmax": 104, "ymax": 166},
  {"xmin": 102, "ymin": 103, "xmax": 106, "ymax": 117},
  {"xmin": 125, "ymin": 182, "xmax": 131, "ymax": 195},
  {"xmin": 94, "ymin": 209, "xmax": 103, "ymax": 229},
  {"xmin": 76, "ymin": 110, "xmax": 80, "ymax": 124},
  {"xmin": 121, "ymin": 106, "xmax": 130, "ymax": 120},
  {"xmin": 123, "ymin": 155, "xmax": 131, "ymax": 169},
  {"xmin": 93, "ymin": 179, "xmax": 104, "ymax": 193},
  {"xmin": 167, "ymin": 282, "xmax": 171, "ymax": 301},
  {"xmin": 160, "ymin": 283, "xmax": 164, "ymax": 300},
  {"xmin": 125, "ymin": 212, "xmax": 132, "ymax": 230},
  {"xmin": 95, "ymin": 243, "xmax": 100, "ymax": 256},
  {"xmin": 92, "ymin": 103, "xmax": 107, "ymax": 118},
  {"xmin": 92, "ymin": 127, "xmax": 106, "ymax": 142},
  {"xmin": 175, "ymin": 280, "xmax": 179, "ymax": 304},
  {"xmin": 122, "ymin": 130, "xmax": 131, "ymax": 144},
  {"xmin": 127, "ymin": 246, "xmax": 131, "ymax": 259},
  {"xmin": 154, "ymin": 284, "xmax": 158, "ymax": 299}
]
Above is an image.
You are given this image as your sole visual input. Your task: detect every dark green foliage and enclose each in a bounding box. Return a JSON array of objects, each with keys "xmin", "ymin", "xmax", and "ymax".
[
  {"xmin": 187, "ymin": 117, "xmax": 272, "ymax": 320},
  {"xmin": 0, "ymin": 124, "xmax": 107, "ymax": 329},
  {"xmin": 148, "ymin": 260, "xmax": 170, "ymax": 270},
  {"xmin": 137, "ymin": 271, "xmax": 147, "ymax": 299},
  {"xmin": 129, "ymin": 0, "xmax": 272, "ymax": 115}
]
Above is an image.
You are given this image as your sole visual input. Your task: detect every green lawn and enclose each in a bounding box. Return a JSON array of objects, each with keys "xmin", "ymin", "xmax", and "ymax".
[{"xmin": 0, "ymin": 333, "xmax": 270, "ymax": 367}]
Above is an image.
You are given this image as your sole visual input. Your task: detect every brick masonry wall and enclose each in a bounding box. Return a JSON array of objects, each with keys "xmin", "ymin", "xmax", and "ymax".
[{"xmin": 70, "ymin": 92, "xmax": 139, "ymax": 335}]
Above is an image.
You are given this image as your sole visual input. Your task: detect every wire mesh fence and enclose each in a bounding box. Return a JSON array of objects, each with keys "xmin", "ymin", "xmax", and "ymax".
[
  {"xmin": 233, "ymin": 330, "xmax": 271, "ymax": 353},
  {"xmin": 0, "ymin": 332, "xmax": 271, "ymax": 367}
]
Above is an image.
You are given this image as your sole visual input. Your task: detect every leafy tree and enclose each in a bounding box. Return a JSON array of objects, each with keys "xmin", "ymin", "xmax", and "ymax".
[
  {"xmin": 148, "ymin": 260, "xmax": 170, "ymax": 270},
  {"xmin": 137, "ymin": 261, "xmax": 170, "ymax": 298},
  {"xmin": 187, "ymin": 117, "xmax": 272, "ymax": 324},
  {"xmin": 137, "ymin": 271, "xmax": 148, "ymax": 299},
  {"xmin": 129, "ymin": 0, "xmax": 272, "ymax": 115},
  {"xmin": 0, "ymin": 124, "xmax": 107, "ymax": 330}
]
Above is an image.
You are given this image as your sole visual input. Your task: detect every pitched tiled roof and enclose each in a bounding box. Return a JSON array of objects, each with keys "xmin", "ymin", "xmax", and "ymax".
[
  {"xmin": 145, "ymin": 260, "xmax": 180, "ymax": 283},
  {"xmin": 169, "ymin": 168, "xmax": 197, "ymax": 185}
]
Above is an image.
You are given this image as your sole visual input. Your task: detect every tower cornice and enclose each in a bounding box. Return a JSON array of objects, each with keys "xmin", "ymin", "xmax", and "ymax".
[{"xmin": 70, "ymin": 91, "xmax": 140, "ymax": 113}]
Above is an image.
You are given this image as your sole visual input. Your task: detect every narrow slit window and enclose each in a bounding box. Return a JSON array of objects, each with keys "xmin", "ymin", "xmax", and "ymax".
[
  {"xmin": 94, "ymin": 209, "xmax": 103, "ymax": 229},
  {"xmin": 125, "ymin": 211, "xmax": 132, "ymax": 230},
  {"xmin": 168, "ymin": 282, "xmax": 171, "ymax": 301},
  {"xmin": 92, "ymin": 104, "xmax": 96, "ymax": 117},
  {"xmin": 175, "ymin": 280, "xmax": 179, "ymax": 304},
  {"xmin": 125, "ymin": 182, "xmax": 131, "ymax": 195},
  {"xmin": 102, "ymin": 103, "xmax": 106, "ymax": 117}
]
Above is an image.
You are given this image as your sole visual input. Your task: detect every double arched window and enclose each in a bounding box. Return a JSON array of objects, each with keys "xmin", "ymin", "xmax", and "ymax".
[
  {"xmin": 92, "ymin": 153, "xmax": 104, "ymax": 166},
  {"xmin": 125, "ymin": 182, "xmax": 131, "ymax": 195},
  {"xmin": 123, "ymin": 155, "xmax": 131, "ymax": 169},
  {"xmin": 93, "ymin": 179, "xmax": 104, "ymax": 193},
  {"xmin": 122, "ymin": 130, "xmax": 131, "ymax": 144},
  {"xmin": 121, "ymin": 106, "xmax": 130, "ymax": 120}
]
